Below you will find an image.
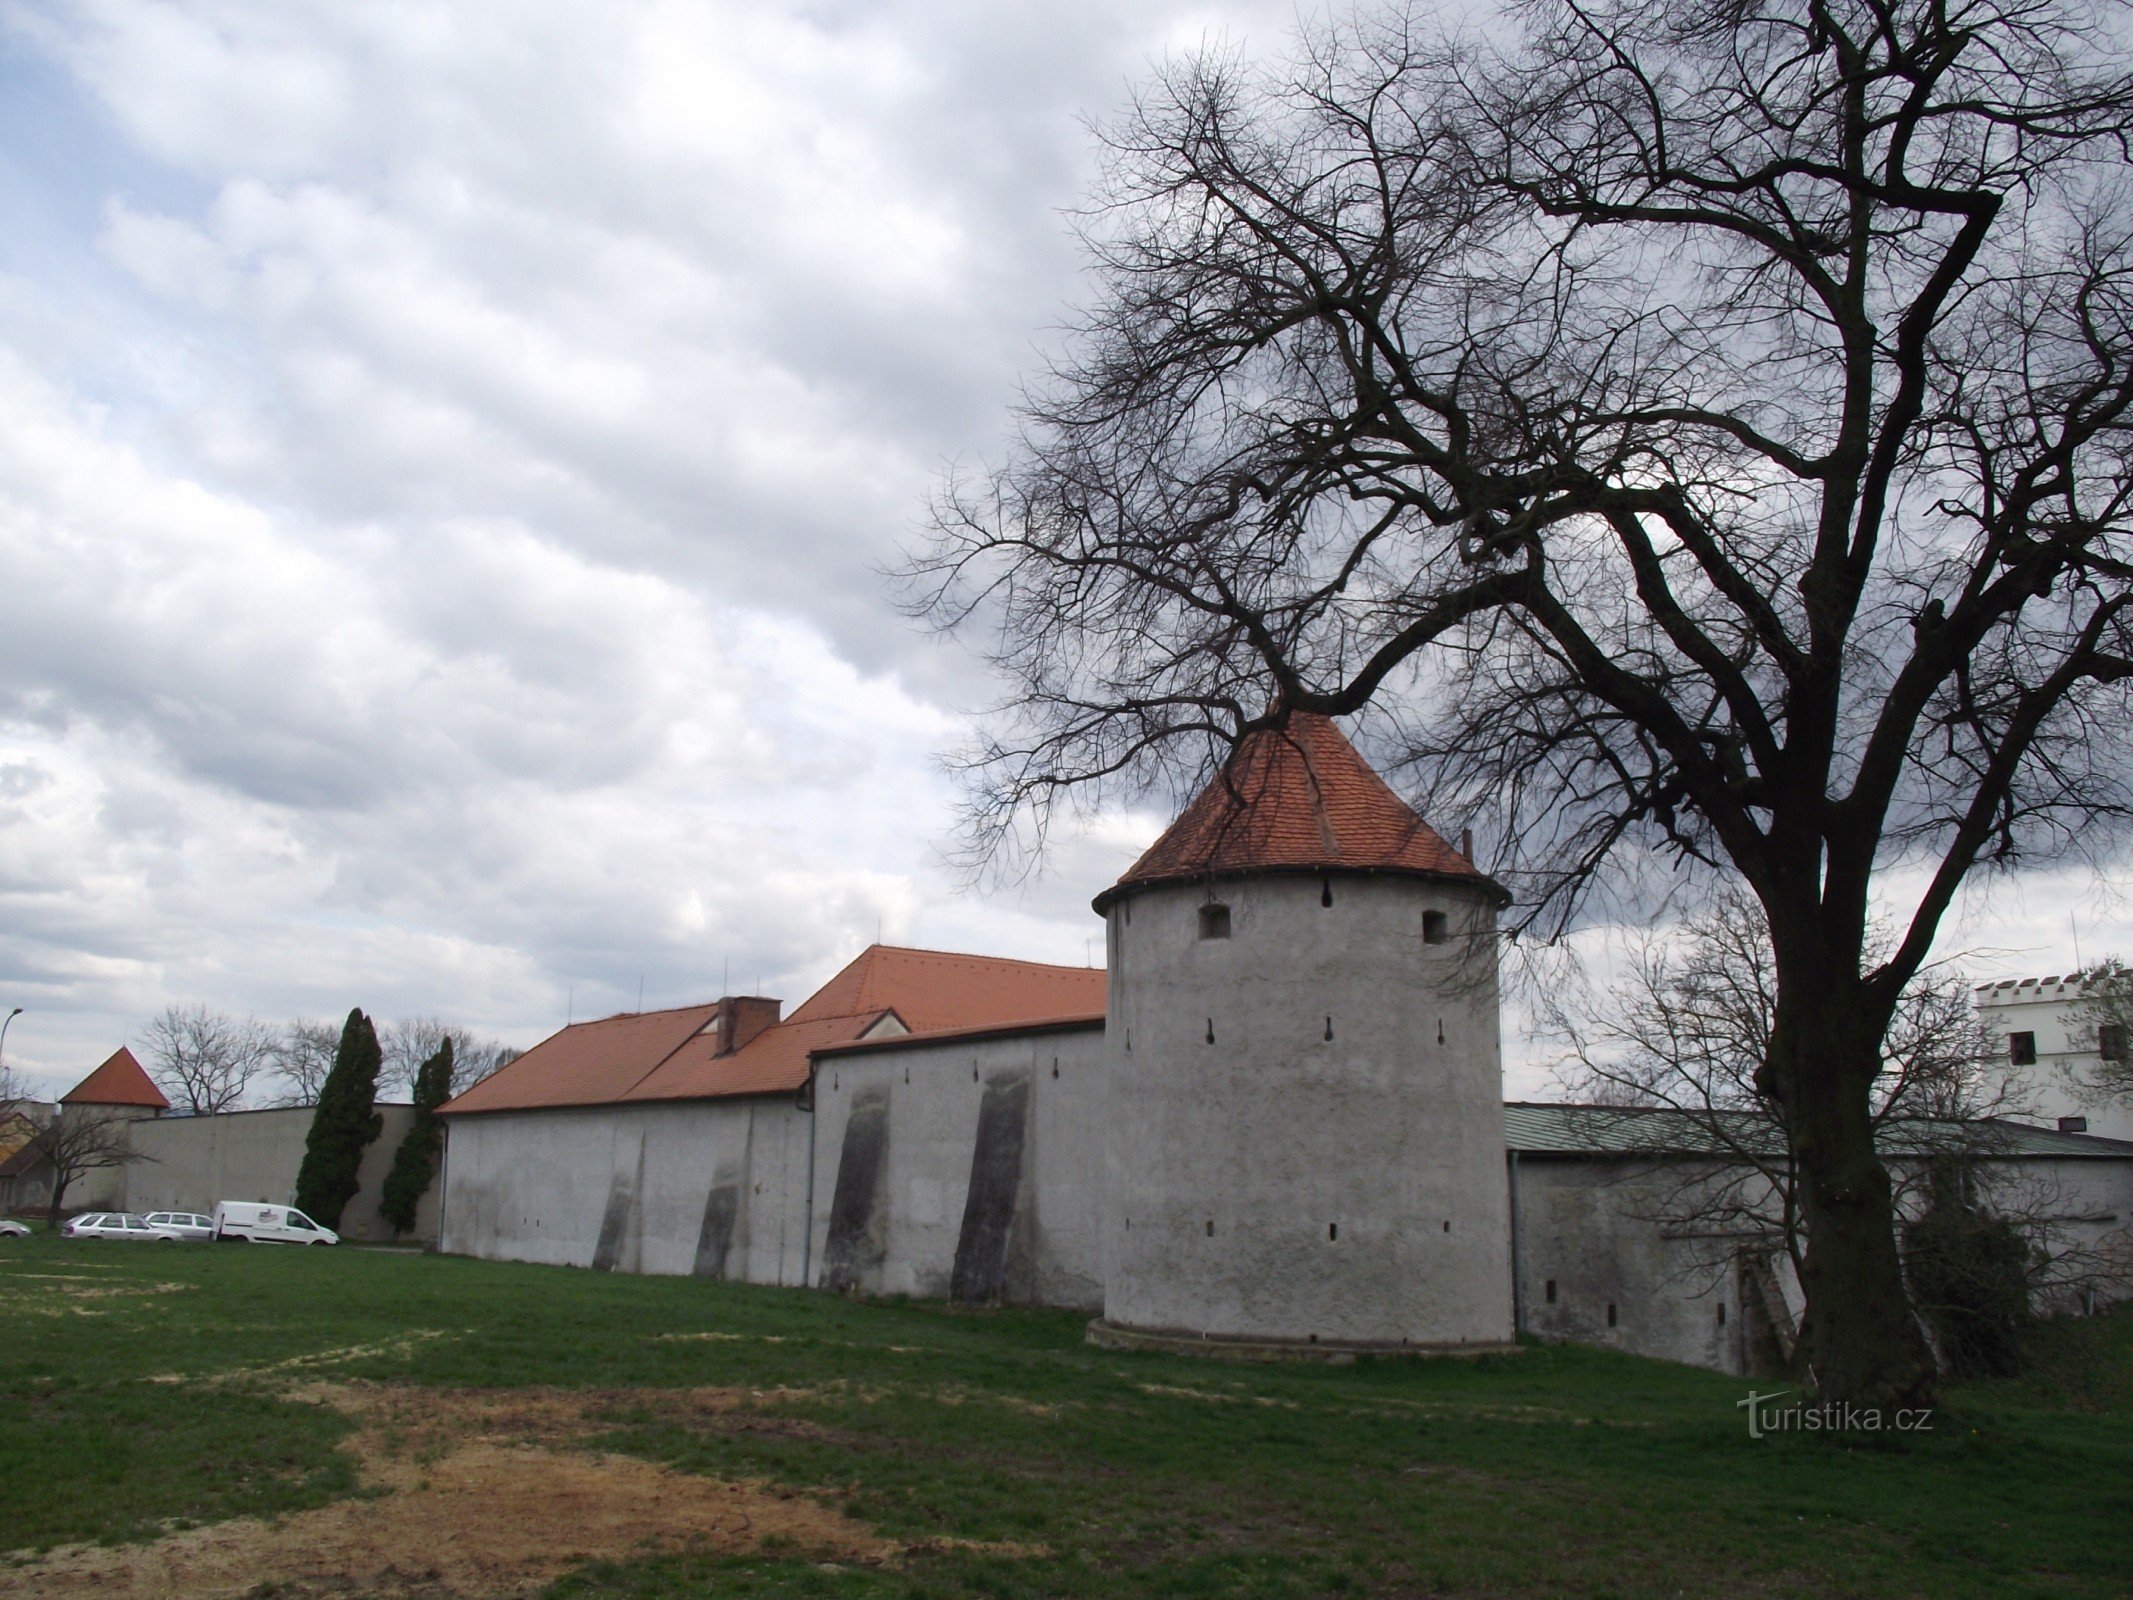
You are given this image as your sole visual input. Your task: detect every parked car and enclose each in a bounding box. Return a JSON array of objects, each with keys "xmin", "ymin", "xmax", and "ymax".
[
  {"xmin": 144, "ymin": 1211, "xmax": 214, "ymax": 1242},
  {"xmin": 63, "ymin": 1212, "xmax": 163, "ymax": 1241},
  {"xmin": 211, "ymin": 1201, "xmax": 339, "ymax": 1246},
  {"xmin": 0, "ymin": 1219, "xmax": 30, "ymax": 1238}
]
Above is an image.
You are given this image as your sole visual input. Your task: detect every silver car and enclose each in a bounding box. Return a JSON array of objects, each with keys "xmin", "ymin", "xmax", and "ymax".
[
  {"xmin": 63, "ymin": 1212, "xmax": 163, "ymax": 1241},
  {"xmin": 0, "ymin": 1218, "xmax": 29, "ymax": 1238},
  {"xmin": 144, "ymin": 1211, "xmax": 214, "ymax": 1242}
]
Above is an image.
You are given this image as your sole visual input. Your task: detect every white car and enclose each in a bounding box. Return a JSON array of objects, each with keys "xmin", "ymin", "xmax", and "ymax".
[
  {"xmin": 0, "ymin": 1218, "xmax": 30, "ymax": 1238},
  {"xmin": 63, "ymin": 1212, "xmax": 163, "ymax": 1241},
  {"xmin": 212, "ymin": 1201, "xmax": 339, "ymax": 1245},
  {"xmin": 144, "ymin": 1211, "xmax": 215, "ymax": 1242}
]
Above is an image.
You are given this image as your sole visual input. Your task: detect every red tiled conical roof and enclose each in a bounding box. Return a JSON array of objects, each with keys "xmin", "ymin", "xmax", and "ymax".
[
  {"xmin": 60, "ymin": 1046, "xmax": 169, "ymax": 1109},
  {"xmin": 1096, "ymin": 714, "xmax": 1499, "ymax": 908}
]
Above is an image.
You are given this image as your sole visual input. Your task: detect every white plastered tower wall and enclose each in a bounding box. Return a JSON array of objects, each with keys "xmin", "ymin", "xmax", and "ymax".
[
  {"xmin": 1975, "ymin": 976, "xmax": 2133, "ymax": 1143},
  {"xmin": 1097, "ymin": 870, "xmax": 1516, "ymax": 1351}
]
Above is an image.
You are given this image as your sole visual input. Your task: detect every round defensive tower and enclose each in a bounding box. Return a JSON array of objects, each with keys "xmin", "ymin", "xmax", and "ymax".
[{"xmin": 1091, "ymin": 714, "xmax": 1515, "ymax": 1355}]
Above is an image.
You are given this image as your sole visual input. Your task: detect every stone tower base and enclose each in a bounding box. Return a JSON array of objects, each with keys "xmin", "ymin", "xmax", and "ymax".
[{"xmin": 1086, "ymin": 1319, "xmax": 1519, "ymax": 1364}]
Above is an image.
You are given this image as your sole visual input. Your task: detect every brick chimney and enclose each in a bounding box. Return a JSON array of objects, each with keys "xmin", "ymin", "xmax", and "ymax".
[{"xmin": 713, "ymin": 995, "xmax": 781, "ymax": 1056}]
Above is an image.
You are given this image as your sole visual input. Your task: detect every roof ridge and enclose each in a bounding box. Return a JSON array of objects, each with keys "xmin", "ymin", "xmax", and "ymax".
[
  {"xmin": 567, "ymin": 1001, "xmax": 722, "ymax": 1028},
  {"xmin": 863, "ymin": 943, "xmax": 1097, "ymax": 970}
]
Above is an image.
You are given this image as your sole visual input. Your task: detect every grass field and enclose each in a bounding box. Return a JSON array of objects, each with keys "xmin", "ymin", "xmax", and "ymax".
[{"xmin": 0, "ymin": 1236, "xmax": 2127, "ymax": 1599}]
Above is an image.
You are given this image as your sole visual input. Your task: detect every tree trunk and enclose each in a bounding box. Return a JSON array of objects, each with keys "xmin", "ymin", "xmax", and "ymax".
[{"xmin": 1768, "ymin": 986, "xmax": 1939, "ymax": 1409}]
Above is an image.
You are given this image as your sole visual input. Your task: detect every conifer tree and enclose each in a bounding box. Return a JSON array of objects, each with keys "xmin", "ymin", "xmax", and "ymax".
[
  {"xmin": 379, "ymin": 1037, "xmax": 452, "ymax": 1236},
  {"xmin": 294, "ymin": 1007, "xmax": 384, "ymax": 1230}
]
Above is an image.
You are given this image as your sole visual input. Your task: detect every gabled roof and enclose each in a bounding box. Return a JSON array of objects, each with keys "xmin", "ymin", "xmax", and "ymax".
[
  {"xmin": 440, "ymin": 1005, "xmax": 719, "ymax": 1114},
  {"xmin": 60, "ymin": 1048, "xmax": 168, "ymax": 1110},
  {"xmin": 443, "ymin": 946, "xmax": 1107, "ymax": 1114},
  {"xmin": 1097, "ymin": 713, "xmax": 1498, "ymax": 910},
  {"xmin": 788, "ymin": 946, "xmax": 1105, "ymax": 1035},
  {"xmin": 623, "ymin": 947, "xmax": 1107, "ymax": 1104}
]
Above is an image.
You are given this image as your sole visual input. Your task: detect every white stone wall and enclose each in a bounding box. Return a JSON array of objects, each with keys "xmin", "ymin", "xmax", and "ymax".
[
  {"xmin": 806, "ymin": 1024, "xmax": 1108, "ymax": 1308},
  {"xmin": 1101, "ymin": 872, "xmax": 1515, "ymax": 1350},
  {"xmin": 1512, "ymin": 1151, "xmax": 2133, "ymax": 1376},
  {"xmin": 1977, "ymin": 1155, "xmax": 2133, "ymax": 1314},
  {"xmin": 439, "ymin": 1097, "xmax": 811, "ymax": 1283},
  {"xmin": 1510, "ymin": 1156, "xmax": 1759, "ymax": 1373}
]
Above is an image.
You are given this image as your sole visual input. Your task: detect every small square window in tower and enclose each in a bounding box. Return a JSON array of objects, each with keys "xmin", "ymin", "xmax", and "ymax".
[
  {"xmin": 1197, "ymin": 903, "xmax": 1231, "ymax": 940},
  {"xmin": 2008, "ymin": 1030, "xmax": 2037, "ymax": 1066},
  {"xmin": 1422, "ymin": 910, "xmax": 1449, "ymax": 944}
]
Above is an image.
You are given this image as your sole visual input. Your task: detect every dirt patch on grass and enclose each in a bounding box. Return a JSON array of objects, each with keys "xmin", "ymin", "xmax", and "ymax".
[
  {"xmin": 1137, "ymin": 1382, "xmax": 1301, "ymax": 1410},
  {"xmin": 0, "ymin": 1382, "xmax": 903, "ymax": 1598}
]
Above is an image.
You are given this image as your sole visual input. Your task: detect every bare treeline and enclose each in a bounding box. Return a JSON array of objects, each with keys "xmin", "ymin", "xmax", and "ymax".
[{"xmin": 139, "ymin": 1006, "xmax": 518, "ymax": 1112}]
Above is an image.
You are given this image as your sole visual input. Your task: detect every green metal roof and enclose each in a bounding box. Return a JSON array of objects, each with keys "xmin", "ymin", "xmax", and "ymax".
[{"xmin": 1503, "ymin": 1101, "xmax": 2133, "ymax": 1160}]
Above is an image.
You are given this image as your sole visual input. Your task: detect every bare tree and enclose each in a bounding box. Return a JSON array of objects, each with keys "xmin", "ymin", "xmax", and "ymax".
[
  {"xmin": 36, "ymin": 1109, "xmax": 146, "ymax": 1227},
  {"xmin": 380, "ymin": 1018, "xmax": 452, "ymax": 1098},
  {"xmin": 1537, "ymin": 888, "xmax": 2072, "ymax": 1364},
  {"xmin": 140, "ymin": 1005, "xmax": 274, "ymax": 1115},
  {"xmin": 264, "ymin": 1019, "xmax": 342, "ymax": 1109},
  {"xmin": 381, "ymin": 1018, "xmax": 518, "ymax": 1100},
  {"xmin": 1, "ymin": 1064, "xmax": 145, "ymax": 1227},
  {"xmin": 908, "ymin": 0, "xmax": 2133, "ymax": 1406},
  {"xmin": 447, "ymin": 1038, "xmax": 519, "ymax": 1098},
  {"xmin": 2061, "ymin": 955, "xmax": 2133, "ymax": 1108}
]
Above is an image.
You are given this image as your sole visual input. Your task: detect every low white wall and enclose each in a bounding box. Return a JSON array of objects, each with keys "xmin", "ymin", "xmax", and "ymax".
[
  {"xmin": 1988, "ymin": 1155, "xmax": 2133, "ymax": 1314},
  {"xmin": 808, "ymin": 1024, "xmax": 1108, "ymax": 1309},
  {"xmin": 439, "ymin": 1097, "xmax": 811, "ymax": 1284},
  {"xmin": 1510, "ymin": 1156, "xmax": 1753, "ymax": 1374},
  {"xmin": 1512, "ymin": 1150, "xmax": 2133, "ymax": 1376}
]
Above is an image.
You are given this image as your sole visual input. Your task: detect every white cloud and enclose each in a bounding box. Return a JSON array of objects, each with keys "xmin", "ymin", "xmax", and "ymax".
[{"xmin": 1, "ymin": 0, "xmax": 2113, "ymax": 1114}]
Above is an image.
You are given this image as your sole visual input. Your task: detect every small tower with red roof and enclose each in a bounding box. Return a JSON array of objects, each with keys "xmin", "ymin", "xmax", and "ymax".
[
  {"xmin": 1090, "ymin": 714, "xmax": 1515, "ymax": 1354},
  {"xmin": 60, "ymin": 1048, "xmax": 169, "ymax": 1117}
]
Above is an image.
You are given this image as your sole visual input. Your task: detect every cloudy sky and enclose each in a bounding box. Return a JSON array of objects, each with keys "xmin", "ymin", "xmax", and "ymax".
[{"xmin": 0, "ymin": 1, "xmax": 2124, "ymax": 1102}]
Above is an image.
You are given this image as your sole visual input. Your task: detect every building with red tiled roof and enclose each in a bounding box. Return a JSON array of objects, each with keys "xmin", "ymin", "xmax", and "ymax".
[
  {"xmin": 435, "ymin": 943, "xmax": 1108, "ymax": 1280},
  {"xmin": 0, "ymin": 1047, "xmax": 168, "ymax": 1217},
  {"xmin": 442, "ymin": 946, "xmax": 1105, "ymax": 1116},
  {"xmin": 60, "ymin": 1047, "xmax": 169, "ymax": 1112}
]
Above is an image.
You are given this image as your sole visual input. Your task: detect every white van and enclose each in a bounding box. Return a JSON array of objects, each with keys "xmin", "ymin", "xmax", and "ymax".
[{"xmin": 212, "ymin": 1201, "xmax": 340, "ymax": 1246}]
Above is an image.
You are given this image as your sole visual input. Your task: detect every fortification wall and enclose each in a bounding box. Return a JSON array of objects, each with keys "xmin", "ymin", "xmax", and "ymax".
[
  {"xmin": 1509, "ymin": 1156, "xmax": 1758, "ymax": 1374},
  {"xmin": 123, "ymin": 1105, "xmax": 436, "ymax": 1243},
  {"xmin": 439, "ymin": 1098, "xmax": 811, "ymax": 1283},
  {"xmin": 807, "ymin": 1023, "xmax": 1108, "ymax": 1309}
]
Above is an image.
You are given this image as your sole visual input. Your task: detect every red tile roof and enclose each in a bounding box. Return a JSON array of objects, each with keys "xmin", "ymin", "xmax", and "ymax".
[
  {"xmin": 1097, "ymin": 713, "xmax": 1496, "ymax": 909},
  {"xmin": 60, "ymin": 1047, "xmax": 169, "ymax": 1110},
  {"xmin": 786, "ymin": 946, "xmax": 1105, "ymax": 1035},
  {"xmin": 443, "ymin": 946, "xmax": 1108, "ymax": 1114},
  {"xmin": 440, "ymin": 1004, "xmax": 719, "ymax": 1114}
]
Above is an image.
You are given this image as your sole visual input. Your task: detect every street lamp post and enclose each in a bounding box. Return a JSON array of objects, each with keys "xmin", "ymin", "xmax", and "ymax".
[{"xmin": 0, "ymin": 1007, "xmax": 20, "ymax": 1074}]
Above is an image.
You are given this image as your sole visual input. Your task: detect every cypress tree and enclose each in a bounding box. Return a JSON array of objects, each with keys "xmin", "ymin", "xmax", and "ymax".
[
  {"xmin": 294, "ymin": 1007, "xmax": 385, "ymax": 1230},
  {"xmin": 379, "ymin": 1037, "xmax": 452, "ymax": 1236}
]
